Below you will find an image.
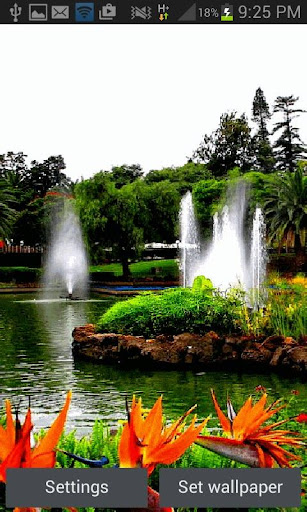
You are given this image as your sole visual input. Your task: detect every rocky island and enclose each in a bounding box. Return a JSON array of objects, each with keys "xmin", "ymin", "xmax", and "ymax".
[{"xmin": 72, "ymin": 324, "xmax": 307, "ymax": 378}]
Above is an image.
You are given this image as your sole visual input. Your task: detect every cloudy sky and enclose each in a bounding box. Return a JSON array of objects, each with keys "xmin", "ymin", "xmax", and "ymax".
[{"xmin": 1, "ymin": 25, "xmax": 306, "ymax": 180}]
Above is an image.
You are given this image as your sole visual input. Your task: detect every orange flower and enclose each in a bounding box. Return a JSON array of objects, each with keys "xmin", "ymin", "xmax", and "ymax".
[
  {"xmin": 119, "ymin": 396, "xmax": 208, "ymax": 474},
  {"xmin": 0, "ymin": 391, "xmax": 71, "ymax": 482},
  {"xmin": 196, "ymin": 390, "xmax": 304, "ymax": 468}
]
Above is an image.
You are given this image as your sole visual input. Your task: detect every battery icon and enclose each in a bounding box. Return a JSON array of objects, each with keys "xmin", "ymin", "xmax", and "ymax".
[{"xmin": 221, "ymin": 3, "xmax": 233, "ymax": 21}]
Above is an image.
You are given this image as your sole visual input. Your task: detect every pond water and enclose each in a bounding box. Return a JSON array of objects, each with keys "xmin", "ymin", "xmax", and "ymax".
[{"xmin": 0, "ymin": 293, "xmax": 305, "ymax": 434}]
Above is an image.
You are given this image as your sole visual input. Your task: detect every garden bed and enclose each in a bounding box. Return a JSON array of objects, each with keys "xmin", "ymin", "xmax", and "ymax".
[{"xmin": 72, "ymin": 324, "xmax": 307, "ymax": 377}]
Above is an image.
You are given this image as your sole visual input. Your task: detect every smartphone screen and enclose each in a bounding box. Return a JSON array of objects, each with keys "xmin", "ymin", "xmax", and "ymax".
[{"xmin": 0, "ymin": 2, "xmax": 306, "ymax": 511}]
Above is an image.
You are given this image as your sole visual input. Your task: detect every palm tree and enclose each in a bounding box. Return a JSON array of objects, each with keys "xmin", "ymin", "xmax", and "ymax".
[
  {"xmin": 0, "ymin": 179, "xmax": 17, "ymax": 239},
  {"xmin": 265, "ymin": 163, "xmax": 307, "ymax": 267},
  {"xmin": 264, "ymin": 166, "xmax": 307, "ymax": 269}
]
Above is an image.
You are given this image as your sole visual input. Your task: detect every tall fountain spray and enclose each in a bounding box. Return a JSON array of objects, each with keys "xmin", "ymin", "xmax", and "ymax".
[
  {"xmin": 180, "ymin": 182, "xmax": 267, "ymax": 306},
  {"xmin": 43, "ymin": 204, "xmax": 88, "ymax": 299},
  {"xmin": 179, "ymin": 191, "xmax": 201, "ymax": 287},
  {"xmin": 250, "ymin": 207, "xmax": 266, "ymax": 306},
  {"xmin": 197, "ymin": 181, "xmax": 249, "ymax": 290}
]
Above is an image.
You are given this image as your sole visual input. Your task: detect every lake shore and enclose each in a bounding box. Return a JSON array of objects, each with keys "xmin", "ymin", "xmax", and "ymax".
[{"xmin": 72, "ymin": 324, "xmax": 307, "ymax": 378}]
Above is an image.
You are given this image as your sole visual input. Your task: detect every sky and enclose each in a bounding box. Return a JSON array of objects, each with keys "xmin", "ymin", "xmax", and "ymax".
[{"xmin": 1, "ymin": 25, "xmax": 306, "ymax": 181}]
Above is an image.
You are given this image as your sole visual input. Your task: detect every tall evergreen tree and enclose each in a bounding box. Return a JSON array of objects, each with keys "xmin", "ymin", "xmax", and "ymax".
[
  {"xmin": 272, "ymin": 95, "xmax": 306, "ymax": 172},
  {"xmin": 251, "ymin": 88, "xmax": 275, "ymax": 172}
]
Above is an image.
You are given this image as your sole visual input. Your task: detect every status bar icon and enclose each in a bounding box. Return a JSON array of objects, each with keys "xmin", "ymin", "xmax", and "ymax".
[
  {"xmin": 178, "ymin": 2, "xmax": 196, "ymax": 21},
  {"xmin": 221, "ymin": 4, "xmax": 233, "ymax": 21},
  {"xmin": 10, "ymin": 3, "xmax": 22, "ymax": 22}
]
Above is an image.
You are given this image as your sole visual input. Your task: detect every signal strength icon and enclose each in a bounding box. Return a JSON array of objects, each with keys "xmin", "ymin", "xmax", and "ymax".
[
  {"xmin": 75, "ymin": 2, "xmax": 94, "ymax": 22},
  {"xmin": 178, "ymin": 2, "xmax": 196, "ymax": 21}
]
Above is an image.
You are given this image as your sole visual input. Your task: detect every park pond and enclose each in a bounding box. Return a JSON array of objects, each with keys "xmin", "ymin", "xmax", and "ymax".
[{"xmin": 0, "ymin": 292, "xmax": 306, "ymax": 434}]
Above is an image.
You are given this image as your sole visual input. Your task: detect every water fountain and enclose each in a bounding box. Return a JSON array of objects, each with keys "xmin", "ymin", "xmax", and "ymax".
[
  {"xmin": 250, "ymin": 207, "xmax": 267, "ymax": 306},
  {"xmin": 179, "ymin": 182, "xmax": 267, "ymax": 305},
  {"xmin": 197, "ymin": 181, "xmax": 249, "ymax": 291},
  {"xmin": 43, "ymin": 203, "xmax": 88, "ymax": 299},
  {"xmin": 179, "ymin": 191, "xmax": 201, "ymax": 287}
]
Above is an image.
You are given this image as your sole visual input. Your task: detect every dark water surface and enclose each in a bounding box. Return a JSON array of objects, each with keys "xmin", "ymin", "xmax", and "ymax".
[{"xmin": 0, "ymin": 293, "xmax": 305, "ymax": 434}]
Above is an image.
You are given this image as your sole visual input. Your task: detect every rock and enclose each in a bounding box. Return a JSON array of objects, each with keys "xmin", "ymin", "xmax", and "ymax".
[
  {"xmin": 221, "ymin": 343, "xmax": 239, "ymax": 362},
  {"xmin": 270, "ymin": 346, "xmax": 287, "ymax": 366},
  {"xmin": 72, "ymin": 323, "xmax": 96, "ymax": 342},
  {"xmin": 261, "ymin": 335, "xmax": 286, "ymax": 351},
  {"xmin": 285, "ymin": 346, "xmax": 307, "ymax": 373},
  {"xmin": 71, "ymin": 326, "xmax": 306, "ymax": 376},
  {"xmin": 155, "ymin": 334, "xmax": 174, "ymax": 343},
  {"xmin": 241, "ymin": 346, "xmax": 272, "ymax": 364}
]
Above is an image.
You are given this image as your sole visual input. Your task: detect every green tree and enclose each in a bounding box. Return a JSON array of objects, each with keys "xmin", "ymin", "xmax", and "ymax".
[
  {"xmin": 0, "ymin": 152, "xmax": 30, "ymax": 208},
  {"xmin": 75, "ymin": 172, "xmax": 145, "ymax": 277},
  {"xmin": 0, "ymin": 151, "xmax": 28, "ymax": 183},
  {"xmin": 192, "ymin": 179, "xmax": 225, "ymax": 237},
  {"xmin": 109, "ymin": 164, "xmax": 143, "ymax": 188},
  {"xmin": 110, "ymin": 182, "xmax": 145, "ymax": 277},
  {"xmin": 27, "ymin": 156, "xmax": 72, "ymax": 198},
  {"xmin": 273, "ymin": 95, "xmax": 306, "ymax": 172},
  {"xmin": 75, "ymin": 171, "xmax": 181, "ymax": 276},
  {"xmin": 0, "ymin": 179, "xmax": 17, "ymax": 238},
  {"xmin": 251, "ymin": 88, "xmax": 275, "ymax": 172},
  {"xmin": 75, "ymin": 172, "xmax": 116, "ymax": 261},
  {"xmin": 264, "ymin": 166, "xmax": 307, "ymax": 268},
  {"xmin": 13, "ymin": 198, "xmax": 46, "ymax": 245},
  {"xmin": 144, "ymin": 162, "xmax": 211, "ymax": 193},
  {"xmin": 142, "ymin": 181, "xmax": 181, "ymax": 242},
  {"xmin": 193, "ymin": 112, "xmax": 252, "ymax": 176},
  {"xmin": 242, "ymin": 171, "xmax": 275, "ymax": 210}
]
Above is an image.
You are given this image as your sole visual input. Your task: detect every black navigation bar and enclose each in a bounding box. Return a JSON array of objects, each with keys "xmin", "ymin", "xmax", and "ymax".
[{"xmin": 1, "ymin": 1, "xmax": 307, "ymax": 24}]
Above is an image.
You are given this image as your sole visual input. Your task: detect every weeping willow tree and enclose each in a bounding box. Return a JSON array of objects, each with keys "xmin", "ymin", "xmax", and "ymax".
[{"xmin": 264, "ymin": 165, "xmax": 307, "ymax": 268}]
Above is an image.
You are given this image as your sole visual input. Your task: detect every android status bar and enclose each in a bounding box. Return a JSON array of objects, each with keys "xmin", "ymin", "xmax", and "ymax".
[{"xmin": 1, "ymin": 1, "xmax": 306, "ymax": 24}]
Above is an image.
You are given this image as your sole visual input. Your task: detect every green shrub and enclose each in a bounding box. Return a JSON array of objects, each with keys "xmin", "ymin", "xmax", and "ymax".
[
  {"xmin": 98, "ymin": 287, "xmax": 242, "ymax": 337},
  {"xmin": 192, "ymin": 275, "xmax": 213, "ymax": 292}
]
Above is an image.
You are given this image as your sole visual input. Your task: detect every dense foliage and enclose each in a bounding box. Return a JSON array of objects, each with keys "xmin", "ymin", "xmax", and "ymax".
[
  {"xmin": 0, "ymin": 88, "xmax": 306, "ymax": 274},
  {"xmin": 264, "ymin": 166, "xmax": 307, "ymax": 265},
  {"xmin": 98, "ymin": 287, "xmax": 242, "ymax": 337},
  {"xmin": 74, "ymin": 170, "xmax": 180, "ymax": 273}
]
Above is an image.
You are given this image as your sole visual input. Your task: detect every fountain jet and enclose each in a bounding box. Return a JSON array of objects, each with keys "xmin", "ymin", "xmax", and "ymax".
[
  {"xmin": 250, "ymin": 207, "xmax": 267, "ymax": 307},
  {"xmin": 43, "ymin": 203, "xmax": 88, "ymax": 299},
  {"xmin": 179, "ymin": 182, "xmax": 267, "ymax": 307},
  {"xmin": 179, "ymin": 191, "xmax": 201, "ymax": 287},
  {"xmin": 198, "ymin": 182, "xmax": 249, "ymax": 291}
]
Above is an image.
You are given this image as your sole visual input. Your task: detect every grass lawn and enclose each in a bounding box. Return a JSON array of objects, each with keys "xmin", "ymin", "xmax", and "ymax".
[{"xmin": 90, "ymin": 259, "xmax": 179, "ymax": 278}]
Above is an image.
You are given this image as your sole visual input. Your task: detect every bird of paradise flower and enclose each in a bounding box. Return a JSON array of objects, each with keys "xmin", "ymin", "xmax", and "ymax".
[
  {"xmin": 63, "ymin": 395, "xmax": 208, "ymax": 512},
  {"xmin": 196, "ymin": 390, "xmax": 304, "ymax": 468},
  {"xmin": 118, "ymin": 395, "xmax": 208, "ymax": 512},
  {"xmin": 0, "ymin": 391, "xmax": 72, "ymax": 512}
]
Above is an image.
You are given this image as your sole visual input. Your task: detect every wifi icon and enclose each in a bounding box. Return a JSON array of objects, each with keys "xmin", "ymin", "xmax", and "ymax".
[{"xmin": 75, "ymin": 3, "xmax": 94, "ymax": 22}]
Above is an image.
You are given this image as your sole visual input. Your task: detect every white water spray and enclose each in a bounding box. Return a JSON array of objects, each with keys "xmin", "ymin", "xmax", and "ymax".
[
  {"xmin": 43, "ymin": 204, "xmax": 88, "ymax": 298},
  {"xmin": 199, "ymin": 182, "xmax": 249, "ymax": 290},
  {"xmin": 250, "ymin": 207, "xmax": 266, "ymax": 306},
  {"xmin": 179, "ymin": 183, "xmax": 267, "ymax": 306},
  {"xmin": 179, "ymin": 191, "xmax": 201, "ymax": 287}
]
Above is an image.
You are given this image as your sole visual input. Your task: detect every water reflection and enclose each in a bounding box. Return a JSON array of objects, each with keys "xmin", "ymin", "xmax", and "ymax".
[{"xmin": 0, "ymin": 294, "xmax": 305, "ymax": 434}]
